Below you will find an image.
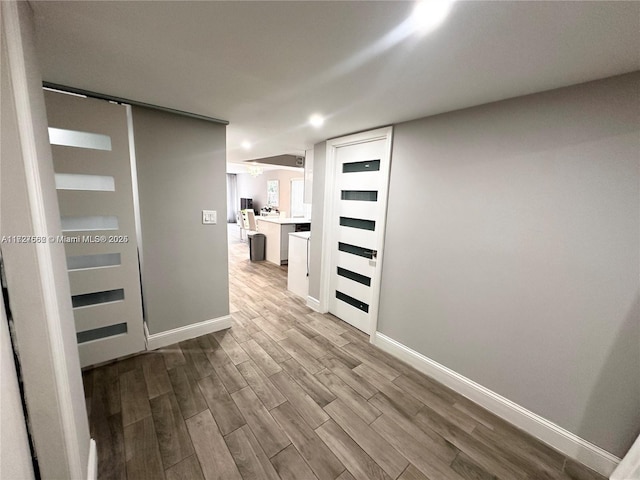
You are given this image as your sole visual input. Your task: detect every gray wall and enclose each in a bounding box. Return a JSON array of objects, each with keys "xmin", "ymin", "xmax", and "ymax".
[
  {"xmin": 309, "ymin": 141, "xmax": 327, "ymax": 302},
  {"xmin": 236, "ymin": 169, "xmax": 303, "ymax": 215},
  {"xmin": 378, "ymin": 72, "xmax": 639, "ymax": 457},
  {"xmin": 132, "ymin": 107, "xmax": 229, "ymax": 335}
]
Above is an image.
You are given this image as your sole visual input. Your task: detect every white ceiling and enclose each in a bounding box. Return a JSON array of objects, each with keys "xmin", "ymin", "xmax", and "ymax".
[{"xmin": 31, "ymin": 1, "xmax": 640, "ymax": 164}]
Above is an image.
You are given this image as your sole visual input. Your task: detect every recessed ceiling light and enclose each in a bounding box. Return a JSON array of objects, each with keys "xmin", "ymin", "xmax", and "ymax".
[
  {"xmin": 410, "ymin": 0, "xmax": 454, "ymax": 34},
  {"xmin": 309, "ymin": 114, "xmax": 325, "ymax": 128},
  {"xmin": 241, "ymin": 140, "xmax": 252, "ymax": 150}
]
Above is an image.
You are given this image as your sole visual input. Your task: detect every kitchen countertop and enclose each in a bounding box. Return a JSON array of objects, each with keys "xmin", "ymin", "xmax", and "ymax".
[{"xmin": 256, "ymin": 217, "xmax": 311, "ymax": 225}]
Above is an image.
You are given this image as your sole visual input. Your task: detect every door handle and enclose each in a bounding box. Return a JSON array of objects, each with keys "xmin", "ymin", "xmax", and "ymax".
[{"xmin": 370, "ymin": 250, "xmax": 378, "ymax": 260}]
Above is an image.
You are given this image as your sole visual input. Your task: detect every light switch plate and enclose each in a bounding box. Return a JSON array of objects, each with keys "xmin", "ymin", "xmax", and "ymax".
[{"xmin": 202, "ymin": 210, "xmax": 217, "ymax": 225}]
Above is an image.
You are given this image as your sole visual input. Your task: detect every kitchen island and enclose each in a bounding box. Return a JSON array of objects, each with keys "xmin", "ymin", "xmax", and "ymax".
[{"xmin": 255, "ymin": 217, "xmax": 310, "ymax": 265}]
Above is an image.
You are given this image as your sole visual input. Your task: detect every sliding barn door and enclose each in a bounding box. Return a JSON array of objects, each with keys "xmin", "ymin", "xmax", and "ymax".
[
  {"xmin": 327, "ymin": 127, "xmax": 393, "ymax": 334},
  {"xmin": 44, "ymin": 90, "xmax": 145, "ymax": 367}
]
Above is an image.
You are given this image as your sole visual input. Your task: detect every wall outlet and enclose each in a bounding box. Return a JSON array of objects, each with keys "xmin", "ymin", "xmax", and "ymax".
[{"xmin": 202, "ymin": 210, "xmax": 217, "ymax": 225}]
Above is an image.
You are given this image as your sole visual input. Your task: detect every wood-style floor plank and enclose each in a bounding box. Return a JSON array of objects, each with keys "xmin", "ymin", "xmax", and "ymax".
[
  {"xmin": 393, "ymin": 374, "xmax": 478, "ymax": 433},
  {"xmin": 315, "ymin": 369, "xmax": 381, "ymax": 425},
  {"xmin": 237, "ymin": 360, "xmax": 286, "ymax": 410},
  {"xmin": 281, "ymin": 358, "xmax": 336, "ymax": 407},
  {"xmin": 92, "ymin": 363, "xmax": 120, "ymax": 417},
  {"xmin": 368, "ymin": 392, "xmax": 458, "ymax": 463},
  {"xmin": 413, "ymin": 406, "xmax": 529, "ymax": 480},
  {"xmin": 270, "ymin": 444, "xmax": 318, "ymax": 480},
  {"xmin": 237, "ymin": 424, "xmax": 282, "ymax": 480},
  {"xmin": 120, "ymin": 367, "xmax": 151, "ymax": 426},
  {"xmin": 141, "ymin": 352, "xmax": 173, "ymax": 399},
  {"xmin": 283, "ymin": 328, "xmax": 326, "ymax": 359},
  {"xmin": 305, "ymin": 316, "xmax": 350, "ymax": 347},
  {"xmin": 156, "ymin": 343, "xmax": 187, "ymax": 371},
  {"xmin": 398, "ymin": 464, "xmax": 432, "ymax": 480},
  {"xmin": 213, "ymin": 361, "xmax": 248, "ymax": 394},
  {"xmin": 342, "ymin": 342, "xmax": 400, "ymax": 381},
  {"xmin": 231, "ymin": 386, "xmax": 291, "ymax": 458},
  {"xmin": 353, "ymin": 363, "xmax": 422, "ymax": 416},
  {"xmin": 150, "ymin": 392, "xmax": 194, "ymax": 469},
  {"xmin": 203, "ymin": 333, "xmax": 233, "ymax": 367},
  {"xmin": 167, "ymin": 365, "xmax": 208, "ymax": 420},
  {"xmin": 124, "ymin": 416, "xmax": 165, "ymax": 480},
  {"xmin": 251, "ymin": 331, "xmax": 292, "ymax": 364},
  {"xmin": 271, "ymin": 402, "xmax": 345, "ymax": 480},
  {"xmin": 224, "ymin": 425, "xmax": 280, "ymax": 480},
  {"xmin": 240, "ymin": 339, "xmax": 282, "ymax": 376},
  {"xmin": 450, "ymin": 452, "xmax": 498, "ymax": 480},
  {"xmin": 180, "ymin": 339, "xmax": 216, "ymax": 380},
  {"xmin": 315, "ymin": 420, "xmax": 391, "ymax": 480},
  {"xmin": 165, "ymin": 455, "xmax": 205, "ymax": 480},
  {"xmin": 185, "ymin": 409, "xmax": 242, "ymax": 480},
  {"xmin": 324, "ymin": 399, "xmax": 409, "ymax": 479},
  {"xmin": 198, "ymin": 373, "xmax": 246, "ymax": 435},
  {"xmin": 371, "ymin": 414, "xmax": 465, "ymax": 480},
  {"xmin": 93, "ymin": 412, "xmax": 126, "ymax": 480},
  {"xmin": 277, "ymin": 337, "xmax": 324, "ymax": 374},
  {"xmin": 319, "ymin": 356, "xmax": 376, "ymax": 399},
  {"xmin": 213, "ymin": 330, "xmax": 251, "ymax": 365},
  {"xmin": 270, "ymin": 371, "xmax": 330, "ymax": 429}
]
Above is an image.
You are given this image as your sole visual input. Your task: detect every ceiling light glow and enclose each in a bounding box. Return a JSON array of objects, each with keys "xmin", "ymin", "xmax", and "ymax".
[
  {"xmin": 241, "ymin": 140, "xmax": 252, "ymax": 150},
  {"xmin": 410, "ymin": 0, "xmax": 455, "ymax": 34},
  {"xmin": 309, "ymin": 114, "xmax": 324, "ymax": 128}
]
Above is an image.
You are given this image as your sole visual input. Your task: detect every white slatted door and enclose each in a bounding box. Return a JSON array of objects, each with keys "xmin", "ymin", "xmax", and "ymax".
[
  {"xmin": 44, "ymin": 90, "xmax": 145, "ymax": 367},
  {"xmin": 327, "ymin": 127, "xmax": 393, "ymax": 334}
]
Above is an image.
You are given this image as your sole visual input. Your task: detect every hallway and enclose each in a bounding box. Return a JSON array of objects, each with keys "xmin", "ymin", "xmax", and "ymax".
[{"xmin": 82, "ymin": 226, "xmax": 605, "ymax": 480}]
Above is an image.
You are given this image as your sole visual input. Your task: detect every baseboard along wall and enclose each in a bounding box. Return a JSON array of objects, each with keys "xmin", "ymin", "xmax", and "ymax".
[
  {"xmin": 144, "ymin": 315, "xmax": 232, "ymax": 351},
  {"xmin": 372, "ymin": 332, "xmax": 621, "ymax": 477}
]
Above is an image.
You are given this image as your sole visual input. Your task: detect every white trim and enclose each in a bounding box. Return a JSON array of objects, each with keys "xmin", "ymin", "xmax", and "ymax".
[
  {"xmin": 306, "ymin": 296, "xmax": 323, "ymax": 312},
  {"xmin": 611, "ymin": 434, "xmax": 640, "ymax": 480},
  {"xmin": 372, "ymin": 332, "xmax": 621, "ymax": 477},
  {"xmin": 3, "ymin": 2, "xmax": 85, "ymax": 477},
  {"xmin": 319, "ymin": 126, "xmax": 394, "ymax": 337},
  {"xmin": 126, "ymin": 105, "xmax": 144, "ymax": 277},
  {"xmin": 145, "ymin": 315, "xmax": 232, "ymax": 350},
  {"xmin": 87, "ymin": 439, "xmax": 97, "ymax": 480}
]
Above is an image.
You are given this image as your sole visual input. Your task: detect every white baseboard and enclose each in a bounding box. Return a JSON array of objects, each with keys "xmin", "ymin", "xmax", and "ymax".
[
  {"xmin": 372, "ymin": 332, "xmax": 621, "ymax": 477},
  {"xmin": 87, "ymin": 438, "xmax": 97, "ymax": 480},
  {"xmin": 306, "ymin": 296, "xmax": 322, "ymax": 312},
  {"xmin": 145, "ymin": 315, "xmax": 232, "ymax": 350}
]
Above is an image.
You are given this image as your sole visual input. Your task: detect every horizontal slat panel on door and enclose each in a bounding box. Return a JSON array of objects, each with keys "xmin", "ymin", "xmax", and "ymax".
[
  {"xmin": 77, "ymin": 334, "xmax": 142, "ymax": 366},
  {"xmin": 51, "ymin": 146, "xmax": 132, "ymax": 181},
  {"xmin": 73, "ymin": 298, "xmax": 128, "ymax": 332},
  {"xmin": 336, "ymin": 201, "xmax": 378, "ymax": 222},
  {"xmin": 337, "ymin": 139, "xmax": 385, "ymax": 162},
  {"xmin": 57, "ymin": 191, "xmax": 123, "ymax": 217},
  {"xmin": 62, "ymin": 239, "xmax": 134, "ymax": 257},
  {"xmin": 68, "ymin": 268, "xmax": 126, "ymax": 296},
  {"xmin": 335, "ymin": 275, "xmax": 371, "ymax": 304},
  {"xmin": 337, "ymin": 227, "xmax": 376, "ymax": 250},
  {"xmin": 333, "ymin": 299, "xmax": 369, "ymax": 333},
  {"xmin": 337, "ymin": 173, "xmax": 380, "ymax": 191},
  {"xmin": 336, "ymin": 251, "xmax": 372, "ymax": 277},
  {"xmin": 50, "ymin": 145, "xmax": 114, "ymax": 165}
]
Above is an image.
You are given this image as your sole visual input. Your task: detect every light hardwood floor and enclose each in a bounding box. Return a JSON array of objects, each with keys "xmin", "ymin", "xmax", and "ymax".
[{"xmin": 83, "ymin": 225, "xmax": 606, "ymax": 480}]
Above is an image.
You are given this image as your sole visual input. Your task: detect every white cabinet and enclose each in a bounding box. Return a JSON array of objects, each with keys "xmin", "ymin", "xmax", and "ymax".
[{"xmin": 288, "ymin": 232, "xmax": 310, "ymax": 299}]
